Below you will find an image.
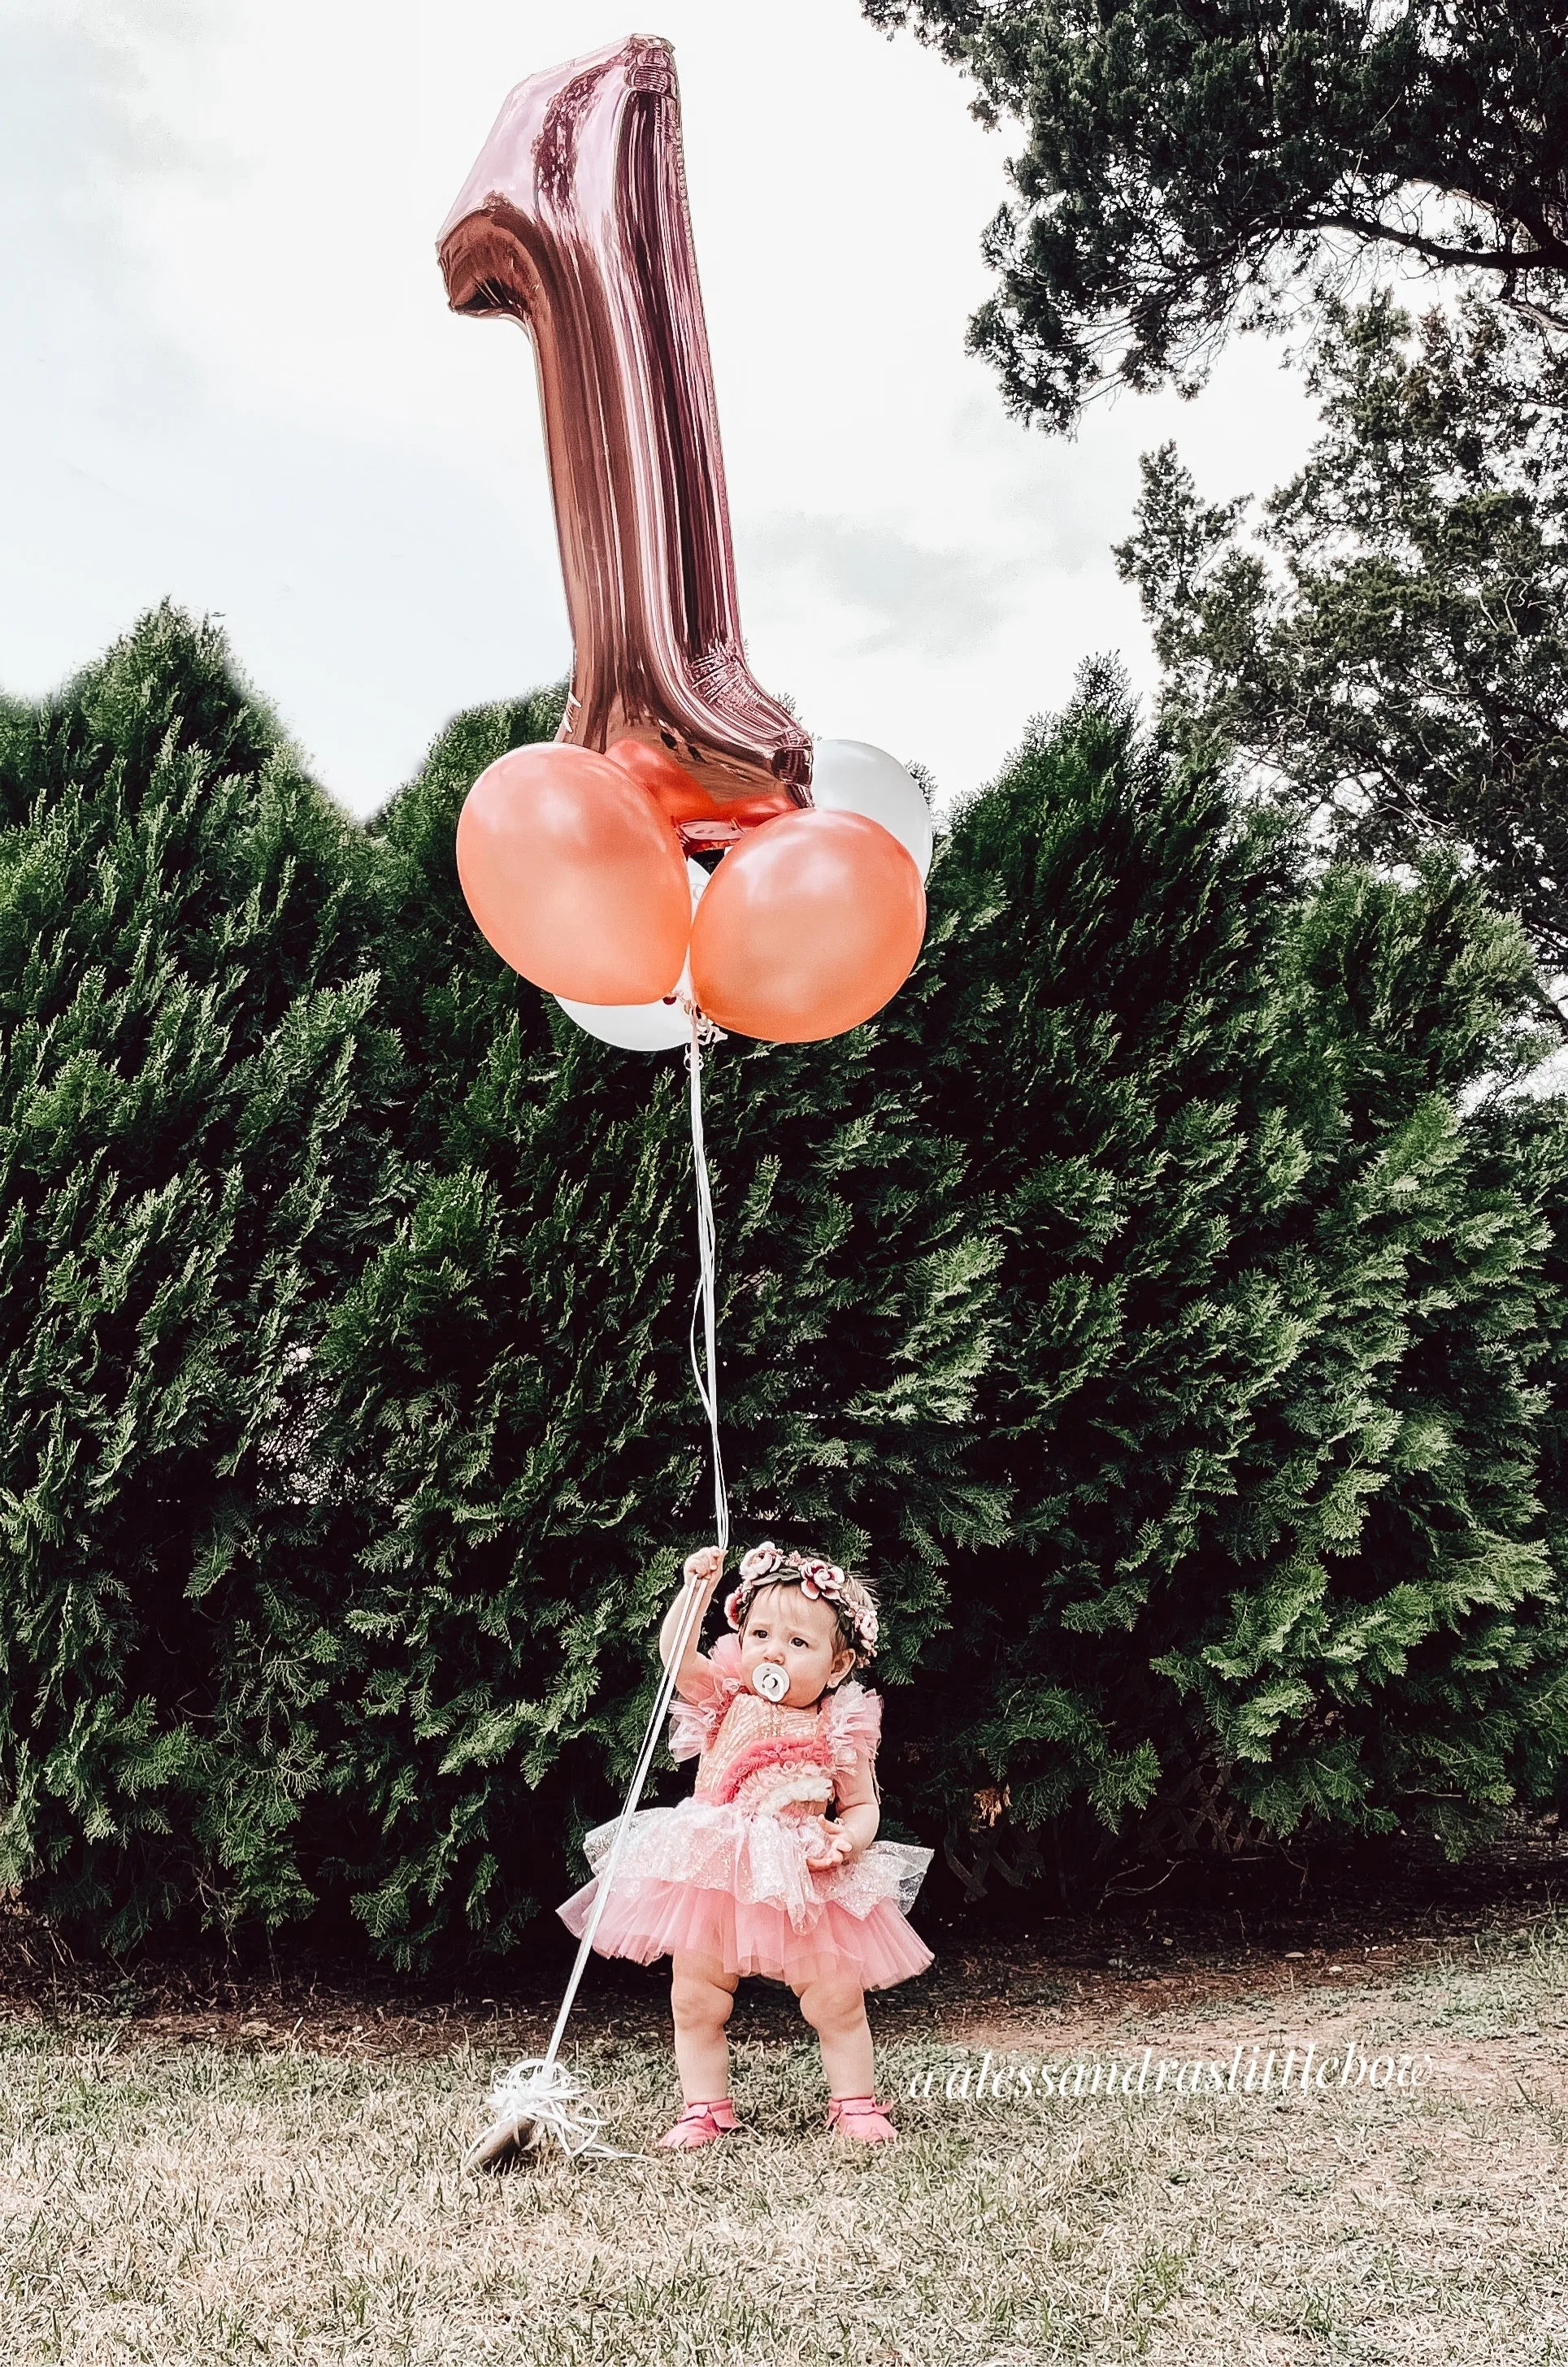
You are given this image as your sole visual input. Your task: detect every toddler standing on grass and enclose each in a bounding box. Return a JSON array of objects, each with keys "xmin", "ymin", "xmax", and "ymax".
[{"xmin": 558, "ymin": 1540, "xmax": 932, "ymax": 2148}]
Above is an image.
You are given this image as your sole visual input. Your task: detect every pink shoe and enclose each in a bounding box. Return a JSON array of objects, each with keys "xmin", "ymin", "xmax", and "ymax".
[
  {"xmin": 827, "ymin": 2095, "xmax": 896, "ymax": 2144},
  {"xmin": 657, "ymin": 2099, "xmax": 741, "ymax": 2151}
]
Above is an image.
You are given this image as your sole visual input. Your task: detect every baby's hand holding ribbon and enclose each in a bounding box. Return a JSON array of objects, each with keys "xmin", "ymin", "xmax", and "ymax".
[{"xmin": 682, "ymin": 1544, "xmax": 723, "ymax": 1589}]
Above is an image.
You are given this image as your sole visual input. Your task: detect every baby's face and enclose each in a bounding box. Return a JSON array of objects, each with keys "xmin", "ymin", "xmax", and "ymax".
[{"xmin": 739, "ymin": 1583, "xmax": 854, "ymax": 1709}]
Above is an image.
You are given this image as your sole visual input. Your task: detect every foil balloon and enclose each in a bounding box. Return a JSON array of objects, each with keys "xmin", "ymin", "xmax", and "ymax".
[
  {"xmin": 808, "ymin": 741, "xmax": 934, "ymax": 881},
  {"xmin": 456, "ymin": 744, "xmax": 691, "ymax": 1004},
  {"xmin": 689, "ymin": 811, "xmax": 926, "ymax": 1045},
  {"xmin": 605, "ymin": 736, "xmax": 792, "ymax": 844},
  {"xmin": 437, "ymin": 37, "xmax": 810, "ymax": 848},
  {"xmin": 555, "ymin": 859, "xmax": 710, "ymax": 1051}
]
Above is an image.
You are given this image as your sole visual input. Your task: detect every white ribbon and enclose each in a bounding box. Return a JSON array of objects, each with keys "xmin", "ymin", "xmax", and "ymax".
[{"xmin": 467, "ymin": 1007, "xmax": 728, "ymax": 2165}]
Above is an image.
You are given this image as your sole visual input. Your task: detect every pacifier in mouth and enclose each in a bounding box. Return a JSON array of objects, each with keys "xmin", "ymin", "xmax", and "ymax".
[{"xmin": 751, "ymin": 1661, "xmax": 788, "ymax": 1704}]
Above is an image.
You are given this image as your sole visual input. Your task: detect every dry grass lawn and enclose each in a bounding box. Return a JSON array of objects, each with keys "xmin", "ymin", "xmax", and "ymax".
[{"xmin": 1, "ymin": 1918, "xmax": 1565, "ymax": 2365}]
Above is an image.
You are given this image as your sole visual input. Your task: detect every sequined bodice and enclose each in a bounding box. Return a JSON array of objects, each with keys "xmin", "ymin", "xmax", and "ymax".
[{"xmin": 693, "ymin": 1690, "xmax": 827, "ymax": 1802}]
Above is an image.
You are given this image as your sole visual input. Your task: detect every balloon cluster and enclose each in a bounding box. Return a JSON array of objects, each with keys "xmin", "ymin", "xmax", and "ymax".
[
  {"xmin": 439, "ymin": 36, "xmax": 933, "ymax": 1053},
  {"xmin": 456, "ymin": 735, "xmax": 930, "ymax": 1050}
]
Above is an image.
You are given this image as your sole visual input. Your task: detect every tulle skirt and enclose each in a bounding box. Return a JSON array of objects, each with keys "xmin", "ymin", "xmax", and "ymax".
[{"xmin": 558, "ymin": 1796, "xmax": 934, "ymax": 1990}]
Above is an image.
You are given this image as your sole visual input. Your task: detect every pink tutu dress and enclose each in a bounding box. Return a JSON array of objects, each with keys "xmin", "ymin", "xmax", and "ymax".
[{"xmin": 558, "ymin": 1637, "xmax": 933, "ymax": 1989}]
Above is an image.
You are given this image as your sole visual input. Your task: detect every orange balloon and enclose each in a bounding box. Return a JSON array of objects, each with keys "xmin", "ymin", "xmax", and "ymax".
[
  {"xmin": 688, "ymin": 810, "xmax": 926, "ymax": 1044},
  {"xmin": 456, "ymin": 745, "xmax": 691, "ymax": 1002}
]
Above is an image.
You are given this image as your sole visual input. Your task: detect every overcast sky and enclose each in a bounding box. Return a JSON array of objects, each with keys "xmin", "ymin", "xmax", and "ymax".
[{"xmin": 2, "ymin": 0, "xmax": 1324, "ymax": 819}]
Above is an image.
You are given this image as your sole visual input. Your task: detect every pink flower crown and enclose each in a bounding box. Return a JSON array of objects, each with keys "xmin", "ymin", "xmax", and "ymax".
[{"xmin": 723, "ymin": 1541, "xmax": 880, "ymax": 1662}]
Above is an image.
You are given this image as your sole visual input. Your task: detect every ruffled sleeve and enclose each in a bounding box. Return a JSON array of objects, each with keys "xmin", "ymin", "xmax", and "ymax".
[
  {"xmin": 822, "ymin": 1679, "xmax": 882, "ymax": 1773},
  {"xmin": 667, "ymin": 1632, "xmax": 744, "ymax": 1761}
]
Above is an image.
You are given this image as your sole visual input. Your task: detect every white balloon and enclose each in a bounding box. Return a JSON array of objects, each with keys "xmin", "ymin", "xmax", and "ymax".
[
  {"xmin": 554, "ymin": 989, "xmax": 691, "ymax": 1051},
  {"xmin": 554, "ymin": 861, "xmax": 709, "ymax": 1052},
  {"xmin": 806, "ymin": 738, "xmax": 933, "ymax": 879}
]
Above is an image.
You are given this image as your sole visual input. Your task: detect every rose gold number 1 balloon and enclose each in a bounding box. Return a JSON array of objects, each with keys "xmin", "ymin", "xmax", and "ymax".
[{"xmin": 437, "ymin": 37, "xmax": 811, "ymax": 847}]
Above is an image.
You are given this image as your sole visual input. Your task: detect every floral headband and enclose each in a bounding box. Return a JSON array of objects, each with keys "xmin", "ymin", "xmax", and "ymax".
[{"xmin": 723, "ymin": 1541, "xmax": 879, "ymax": 1663}]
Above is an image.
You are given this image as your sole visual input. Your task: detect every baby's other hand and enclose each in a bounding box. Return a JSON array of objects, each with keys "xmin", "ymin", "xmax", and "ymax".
[
  {"xmin": 683, "ymin": 1544, "xmax": 724, "ymax": 1589},
  {"xmin": 805, "ymin": 1818, "xmax": 854, "ymax": 1870}
]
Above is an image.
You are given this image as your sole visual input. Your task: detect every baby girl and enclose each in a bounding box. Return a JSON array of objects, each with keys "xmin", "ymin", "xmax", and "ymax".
[{"xmin": 558, "ymin": 1540, "xmax": 932, "ymax": 2146}]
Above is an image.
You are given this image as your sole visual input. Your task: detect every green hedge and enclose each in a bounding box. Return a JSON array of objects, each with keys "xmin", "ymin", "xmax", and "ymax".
[
  {"xmin": 904, "ymin": 668, "xmax": 1568, "ymax": 1857},
  {"xmin": 0, "ymin": 610, "xmax": 1563, "ymax": 1961}
]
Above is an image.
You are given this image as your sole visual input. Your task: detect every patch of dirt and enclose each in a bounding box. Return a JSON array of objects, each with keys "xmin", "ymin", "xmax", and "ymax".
[{"xmin": 1, "ymin": 1821, "xmax": 1562, "ymax": 2062}]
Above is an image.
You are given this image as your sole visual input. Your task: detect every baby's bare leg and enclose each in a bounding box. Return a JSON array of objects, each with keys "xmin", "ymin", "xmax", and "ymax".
[
  {"xmin": 670, "ymin": 1950, "xmax": 739, "ymax": 2100},
  {"xmin": 794, "ymin": 1973, "xmax": 875, "ymax": 2098}
]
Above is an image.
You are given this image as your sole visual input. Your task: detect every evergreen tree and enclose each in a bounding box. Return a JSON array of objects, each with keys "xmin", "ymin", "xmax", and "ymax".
[
  {"xmin": 0, "ymin": 606, "xmax": 393, "ymax": 1947},
  {"xmin": 1186, "ymin": 862, "xmax": 1568, "ymax": 1847},
  {"xmin": 906, "ymin": 666, "xmax": 1568, "ymax": 1861}
]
